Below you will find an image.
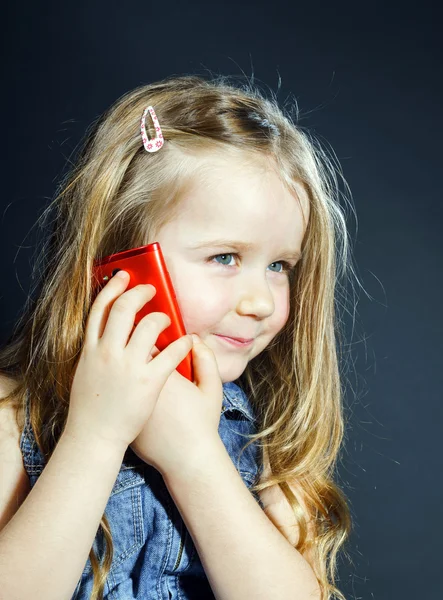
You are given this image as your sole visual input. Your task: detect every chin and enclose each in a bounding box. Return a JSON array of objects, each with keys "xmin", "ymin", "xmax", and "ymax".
[
  {"xmin": 220, "ymin": 373, "xmax": 244, "ymax": 384},
  {"xmin": 201, "ymin": 336, "xmax": 257, "ymax": 384},
  {"xmin": 215, "ymin": 357, "xmax": 249, "ymax": 384}
]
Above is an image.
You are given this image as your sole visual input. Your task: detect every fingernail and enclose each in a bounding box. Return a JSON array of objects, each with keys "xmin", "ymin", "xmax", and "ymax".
[{"xmin": 191, "ymin": 334, "xmax": 200, "ymax": 344}]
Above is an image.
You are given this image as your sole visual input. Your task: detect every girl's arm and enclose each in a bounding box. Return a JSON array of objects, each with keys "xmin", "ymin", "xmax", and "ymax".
[
  {"xmin": 0, "ymin": 430, "xmax": 126, "ymax": 600},
  {"xmin": 163, "ymin": 436, "xmax": 321, "ymax": 600},
  {"xmin": 258, "ymin": 451, "xmax": 318, "ymax": 572}
]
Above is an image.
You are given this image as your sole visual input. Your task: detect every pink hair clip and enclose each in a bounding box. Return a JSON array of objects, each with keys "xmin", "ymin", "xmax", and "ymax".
[{"xmin": 140, "ymin": 106, "xmax": 164, "ymax": 153}]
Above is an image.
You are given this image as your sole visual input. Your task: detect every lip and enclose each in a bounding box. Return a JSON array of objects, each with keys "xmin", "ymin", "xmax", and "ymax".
[{"xmin": 214, "ymin": 334, "xmax": 255, "ymax": 347}]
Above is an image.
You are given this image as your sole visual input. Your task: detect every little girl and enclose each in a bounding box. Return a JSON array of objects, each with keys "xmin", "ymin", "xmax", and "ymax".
[{"xmin": 0, "ymin": 74, "xmax": 355, "ymax": 599}]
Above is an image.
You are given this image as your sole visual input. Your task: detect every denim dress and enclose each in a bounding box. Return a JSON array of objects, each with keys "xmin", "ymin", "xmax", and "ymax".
[{"xmin": 20, "ymin": 381, "xmax": 264, "ymax": 599}]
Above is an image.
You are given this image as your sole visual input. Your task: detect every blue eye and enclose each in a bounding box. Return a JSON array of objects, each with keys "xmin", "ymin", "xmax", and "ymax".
[
  {"xmin": 212, "ymin": 253, "xmax": 236, "ymax": 266},
  {"xmin": 209, "ymin": 253, "xmax": 295, "ymax": 274},
  {"xmin": 268, "ymin": 261, "xmax": 287, "ymax": 273}
]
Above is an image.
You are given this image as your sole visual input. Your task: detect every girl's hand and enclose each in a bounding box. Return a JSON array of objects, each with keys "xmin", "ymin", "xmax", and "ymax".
[
  {"xmin": 65, "ymin": 271, "xmax": 194, "ymax": 454},
  {"xmin": 130, "ymin": 335, "xmax": 224, "ymax": 477}
]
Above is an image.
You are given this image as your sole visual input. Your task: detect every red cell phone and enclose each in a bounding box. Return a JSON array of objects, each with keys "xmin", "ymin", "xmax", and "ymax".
[{"xmin": 92, "ymin": 242, "xmax": 193, "ymax": 382}]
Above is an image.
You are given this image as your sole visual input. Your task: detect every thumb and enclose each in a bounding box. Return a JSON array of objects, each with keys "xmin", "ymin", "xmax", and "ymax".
[{"xmin": 191, "ymin": 334, "xmax": 222, "ymax": 397}]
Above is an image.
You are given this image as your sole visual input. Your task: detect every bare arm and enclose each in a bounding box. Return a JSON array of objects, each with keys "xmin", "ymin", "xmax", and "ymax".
[
  {"xmin": 163, "ymin": 437, "xmax": 321, "ymax": 600},
  {"xmin": 0, "ymin": 432, "xmax": 126, "ymax": 600}
]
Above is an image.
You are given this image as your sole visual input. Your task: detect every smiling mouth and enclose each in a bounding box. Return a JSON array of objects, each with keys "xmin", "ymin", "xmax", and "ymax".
[{"xmin": 213, "ymin": 334, "xmax": 255, "ymax": 347}]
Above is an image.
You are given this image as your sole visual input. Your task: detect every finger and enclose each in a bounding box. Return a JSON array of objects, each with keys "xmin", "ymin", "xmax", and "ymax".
[
  {"xmin": 126, "ymin": 313, "xmax": 171, "ymax": 357},
  {"xmin": 85, "ymin": 270, "xmax": 131, "ymax": 345},
  {"xmin": 145, "ymin": 334, "xmax": 194, "ymax": 389},
  {"xmin": 191, "ymin": 334, "xmax": 222, "ymax": 397},
  {"xmin": 149, "ymin": 344, "xmax": 161, "ymax": 360},
  {"xmin": 99, "ymin": 283, "xmax": 158, "ymax": 348}
]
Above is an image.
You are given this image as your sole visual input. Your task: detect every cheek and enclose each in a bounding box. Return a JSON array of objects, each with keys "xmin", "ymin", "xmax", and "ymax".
[
  {"xmin": 173, "ymin": 273, "xmax": 229, "ymax": 333},
  {"xmin": 272, "ymin": 286, "xmax": 291, "ymax": 332}
]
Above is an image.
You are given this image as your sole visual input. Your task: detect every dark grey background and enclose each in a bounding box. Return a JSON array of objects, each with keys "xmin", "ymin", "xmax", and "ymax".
[{"xmin": 2, "ymin": 2, "xmax": 442, "ymax": 599}]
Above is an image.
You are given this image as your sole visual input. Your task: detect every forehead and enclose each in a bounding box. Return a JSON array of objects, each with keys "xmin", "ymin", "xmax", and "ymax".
[{"xmin": 169, "ymin": 152, "xmax": 309, "ymax": 242}]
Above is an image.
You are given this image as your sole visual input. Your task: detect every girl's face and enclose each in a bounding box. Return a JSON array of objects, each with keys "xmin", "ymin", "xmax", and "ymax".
[{"xmin": 153, "ymin": 153, "xmax": 310, "ymax": 383}]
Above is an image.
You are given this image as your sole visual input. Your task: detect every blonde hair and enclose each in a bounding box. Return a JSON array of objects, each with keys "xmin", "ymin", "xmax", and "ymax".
[{"xmin": 0, "ymin": 73, "xmax": 360, "ymax": 599}]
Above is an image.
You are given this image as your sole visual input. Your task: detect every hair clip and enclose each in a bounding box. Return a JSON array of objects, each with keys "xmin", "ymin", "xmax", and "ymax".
[{"xmin": 140, "ymin": 106, "xmax": 164, "ymax": 153}]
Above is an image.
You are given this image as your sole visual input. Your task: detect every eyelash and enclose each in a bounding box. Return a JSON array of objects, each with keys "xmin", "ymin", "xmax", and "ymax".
[{"xmin": 207, "ymin": 253, "xmax": 296, "ymax": 275}]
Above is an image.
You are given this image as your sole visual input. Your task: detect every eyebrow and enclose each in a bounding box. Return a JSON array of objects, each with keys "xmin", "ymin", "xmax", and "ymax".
[{"xmin": 187, "ymin": 239, "xmax": 302, "ymax": 260}]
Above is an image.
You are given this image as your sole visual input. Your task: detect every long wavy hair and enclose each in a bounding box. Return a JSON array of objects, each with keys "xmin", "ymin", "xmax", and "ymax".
[{"xmin": 0, "ymin": 73, "xmax": 360, "ymax": 599}]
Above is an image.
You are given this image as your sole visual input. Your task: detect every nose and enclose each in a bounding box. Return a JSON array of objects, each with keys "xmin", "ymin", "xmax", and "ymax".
[{"xmin": 235, "ymin": 273, "xmax": 275, "ymax": 319}]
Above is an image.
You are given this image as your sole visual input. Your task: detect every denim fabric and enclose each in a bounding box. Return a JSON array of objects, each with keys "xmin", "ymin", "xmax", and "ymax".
[{"xmin": 20, "ymin": 382, "xmax": 263, "ymax": 599}]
